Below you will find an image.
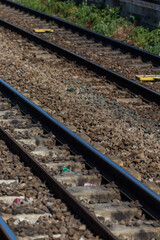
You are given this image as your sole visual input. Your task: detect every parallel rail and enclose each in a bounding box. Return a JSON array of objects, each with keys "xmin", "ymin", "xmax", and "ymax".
[
  {"xmin": 0, "ymin": 127, "xmax": 116, "ymax": 240},
  {"xmin": 0, "ymin": 78, "xmax": 160, "ymax": 221},
  {"xmin": 0, "ymin": 2, "xmax": 160, "ymax": 239},
  {"xmin": 0, "ymin": 77, "xmax": 160, "ymax": 238},
  {"xmin": 0, "ymin": 216, "xmax": 18, "ymax": 240},
  {"xmin": 0, "ymin": 18, "xmax": 160, "ymax": 106},
  {"xmin": 1, "ymin": 0, "xmax": 160, "ymax": 66}
]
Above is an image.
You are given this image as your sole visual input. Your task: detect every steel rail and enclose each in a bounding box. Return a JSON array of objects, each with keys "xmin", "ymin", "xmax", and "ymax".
[
  {"xmin": 1, "ymin": 0, "xmax": 160, "ymax": 65},
  {"xmin": 0, "ymin": 18, "xmax": 160, "ymax": 106},
  {"xmin": 0, "ymin": 78, "xmax": 160, "ymax": 221},
  {"xmin": 0, "ymin": 216, "xmax": 18, "ymax": 240}
]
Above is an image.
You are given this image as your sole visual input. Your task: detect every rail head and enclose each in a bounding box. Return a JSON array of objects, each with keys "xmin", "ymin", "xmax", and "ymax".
[
  {"xmin": 0, "ymin": 216, "xmax": 18, "ymax": 240},
  {"xmin": 0, "ymin": 78, "xmax": 159, "ymax": 220}
]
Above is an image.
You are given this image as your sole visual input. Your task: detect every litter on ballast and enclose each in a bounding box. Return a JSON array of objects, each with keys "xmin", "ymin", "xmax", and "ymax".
[
  {"xmin": 33, "ymin": 29, "xmax": 54, "ymax": 33},
  {"xmin": 136, "ymin": 75, "xmax": 160, "ymax": 81},
  {"xmin": 13, "ymin": 198, "xmax": 24, "ymax": 203},
  {"xmin": 61, "ymin": 167, "xmax": 70, "ymax": 172},
  {"xmin": 67, "ymin": 88, "xmax": 75, "ymax": 92}
]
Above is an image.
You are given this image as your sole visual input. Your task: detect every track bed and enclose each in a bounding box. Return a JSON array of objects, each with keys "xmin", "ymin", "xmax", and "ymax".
[
  {"xmin": 0, "ymin": 9, "xmax": 159, "ymax": 237},
  {"xmin": 0, "ymin": 82, "xmax": 159, "ymax": 239},
  {"xmin": 0, "ymin": 138, "xmax": 102, "ymax": 239},
  {"xmin": 0, "ymin": 26, "xmax": 160, "ymax": 194}
]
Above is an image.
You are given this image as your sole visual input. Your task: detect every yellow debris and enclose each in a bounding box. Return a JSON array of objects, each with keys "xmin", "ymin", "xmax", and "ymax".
[
  {"xmin": 33, "ymin": 29, "xmax": 54, "ymax": 33},
  {"xmin": 154, "ymin": 76, "xmax": 160, "ymax": 81},
  {"xmin": 136, "ymin": 75, "xmax": 160, "ymax": 81}
]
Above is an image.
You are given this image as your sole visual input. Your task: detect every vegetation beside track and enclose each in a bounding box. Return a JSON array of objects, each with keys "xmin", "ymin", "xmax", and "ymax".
[{"xmin": 16, "ymin": 0, "xmax": 160, "ymax": 55}]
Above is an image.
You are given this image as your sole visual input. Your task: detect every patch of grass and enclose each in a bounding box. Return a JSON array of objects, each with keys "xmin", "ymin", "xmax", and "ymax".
[
  {"xmin": 17, "ymin": 0, "xmax": 46, "ymax": 12},
  {"xmin": 16, "ymin": 0, "xmax": 160, "ymax": 55},
  {"xmin": 131, "ymin": 26, "xmax": 160, "ymax": 54}
]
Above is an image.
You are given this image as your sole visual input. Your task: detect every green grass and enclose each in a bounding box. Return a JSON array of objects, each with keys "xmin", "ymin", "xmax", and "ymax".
[
  {"xmin": 131, "ymin": 26, "xmax": 160, "ymax": 54},
  {"xmin": 15, "ymin": 0, "xmax": 160, "ymax": 55}
]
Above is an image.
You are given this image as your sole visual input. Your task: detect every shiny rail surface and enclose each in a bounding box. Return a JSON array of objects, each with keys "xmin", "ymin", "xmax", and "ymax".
[{"xmin": 0, "ymin": 216, "xmax": 18, "ymax": 240}]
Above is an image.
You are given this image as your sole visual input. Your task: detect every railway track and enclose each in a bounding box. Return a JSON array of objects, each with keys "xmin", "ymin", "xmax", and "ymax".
[
  {"xmin": 0, "ymin": 126, "xmax": 102, "ymax": 240},
  {"xmin": 0, "ymin": 18, "xmax": 160, "ymax": 192},
  {"xmin": 0, "ymin": 78, "xmax": 159, "ymax": 240},
  {"xmin": 0, "ymin": 3, "xmax": 160, "ymax": 239},
  {"xmin": 0, "ymin": 0, "xmax": 160, "ymax": 92}
]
